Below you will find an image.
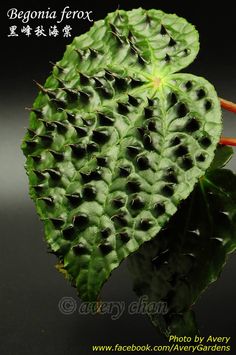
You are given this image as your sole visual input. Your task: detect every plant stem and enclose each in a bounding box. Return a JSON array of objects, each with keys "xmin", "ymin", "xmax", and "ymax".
[
  {"xmin": 219, "ymin": 98, "xmax": 236, "ymax": 146},
  {"xmin": 220, "ymin": 137, "xmax": 236, "ymax": 146},
  {"xmin": 220, "ymin": 98, "xmax": 236, "ymax": 113}
]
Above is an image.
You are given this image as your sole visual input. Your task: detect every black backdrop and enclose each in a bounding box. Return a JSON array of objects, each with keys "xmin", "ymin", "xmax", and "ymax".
[{"xmin": 0, "ymin": 1, "xmax": 236, "ymax": 354}]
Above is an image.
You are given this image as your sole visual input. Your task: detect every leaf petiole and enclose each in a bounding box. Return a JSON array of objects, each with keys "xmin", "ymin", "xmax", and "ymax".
[
  {"xmin": 220, "ymin": 98, "xmax": 236, "ymax": 114},
  {"xmin": 219, "ymin": 98, "xmax": 236, "ymax": 146},
  {"xmin": 220, "ymin": 137, "xmax": 236, "ymax": 146}
]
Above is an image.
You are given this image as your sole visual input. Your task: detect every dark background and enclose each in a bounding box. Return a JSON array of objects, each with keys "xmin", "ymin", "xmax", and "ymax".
[{"xmin": 0, "ymin": 1, "xmax": 236, "ymax": 354}]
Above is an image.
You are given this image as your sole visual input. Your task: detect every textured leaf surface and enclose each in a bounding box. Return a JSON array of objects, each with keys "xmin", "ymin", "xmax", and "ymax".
[
  {"xmin": 22, "ymin": 8, "xmax": 222, "ymax": 300},
  {"xmin": 128, "ymin": 149, "xmax": 236, "ymax": 336}
]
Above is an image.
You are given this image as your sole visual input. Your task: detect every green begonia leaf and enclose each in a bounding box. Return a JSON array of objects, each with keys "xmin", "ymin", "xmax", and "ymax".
[
  {"xmin": 208, "ymin": 144, "xmax": 233, "ymax": 170},
  {"xmin": 128, "ymin": 149, "xmax": 236, "ymax": 336},
  {"xmin": 22, "ymin": 9, "xmax": 222, "ymax": 300}
]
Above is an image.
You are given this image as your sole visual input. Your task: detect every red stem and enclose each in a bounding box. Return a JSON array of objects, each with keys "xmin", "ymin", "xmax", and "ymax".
[
  {"xmin": 220, "ymin": 137, "xmax": 236, "ymax": 146},
  {"xmin": 219, "ymin": 98, "xmax": 236, "ymax": 146},
  {"xmin": 220, "ymin": 98, "xmax": 236, "ymax": 114}
]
